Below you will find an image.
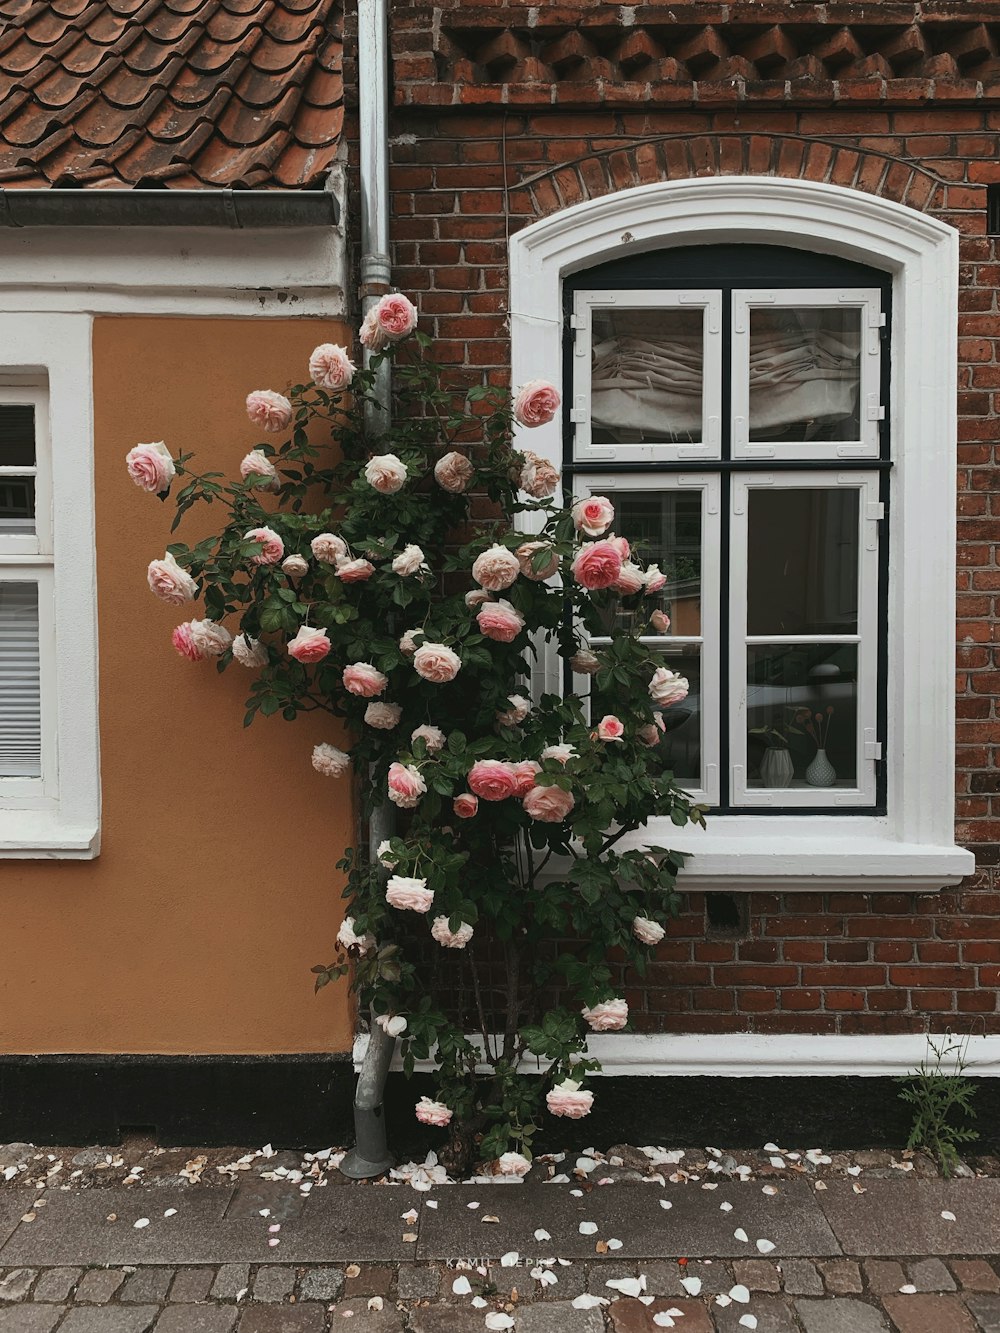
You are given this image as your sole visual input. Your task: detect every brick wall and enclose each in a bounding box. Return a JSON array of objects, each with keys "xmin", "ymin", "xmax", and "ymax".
[{"xmin": 341, "ymin": 1, "xmax": 1000, "ymax": 1036}]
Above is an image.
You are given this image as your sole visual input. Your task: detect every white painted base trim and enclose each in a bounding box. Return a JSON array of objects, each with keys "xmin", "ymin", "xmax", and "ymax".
[{"xmin": 353, "ymin": 1031, "xmax": 1000, "ymax": 1078}]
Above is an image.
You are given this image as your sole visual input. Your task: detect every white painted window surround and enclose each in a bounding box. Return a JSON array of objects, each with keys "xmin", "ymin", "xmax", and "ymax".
[{"xmin": 510, "ymin": 176, "xmax": 974, "ymax": 893}]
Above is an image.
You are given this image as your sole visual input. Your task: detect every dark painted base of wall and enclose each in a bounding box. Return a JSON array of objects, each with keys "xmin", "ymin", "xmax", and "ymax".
[{"xmin": 1, "ymin": 1056, "xmax": 997, "ymax": 1153}]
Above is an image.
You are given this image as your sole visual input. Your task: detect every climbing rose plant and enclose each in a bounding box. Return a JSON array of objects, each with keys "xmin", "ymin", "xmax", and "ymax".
[{"xmin": 128, "ymin": 295, "xmax": 705, "ymax": 1172}]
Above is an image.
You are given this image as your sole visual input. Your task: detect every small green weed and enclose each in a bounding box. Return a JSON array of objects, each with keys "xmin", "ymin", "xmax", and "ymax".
[{"xmin": 897, "ymin": 1033, "xmax": 979, "ymax": 1177}]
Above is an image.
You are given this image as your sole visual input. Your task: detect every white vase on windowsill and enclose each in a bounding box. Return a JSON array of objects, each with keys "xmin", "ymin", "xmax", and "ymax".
[
  {"xmin": 760, "ymin": 745, "xmax": 795, "ymax": 788},
  {"xmin": 806, "ymin": 748, "xmax": 837, "ymax": 787}
]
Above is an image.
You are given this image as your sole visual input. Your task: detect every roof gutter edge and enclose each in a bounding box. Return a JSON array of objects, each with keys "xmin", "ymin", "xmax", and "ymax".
[{"xmin": 0, "ymin": 188, "xmax": 339, "ymax": 229}]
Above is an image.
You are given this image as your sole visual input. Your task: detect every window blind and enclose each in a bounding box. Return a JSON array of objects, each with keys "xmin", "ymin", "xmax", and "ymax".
[{"xmin": 0, "ymin": 581, "xmax": 41, "ymax": 778}]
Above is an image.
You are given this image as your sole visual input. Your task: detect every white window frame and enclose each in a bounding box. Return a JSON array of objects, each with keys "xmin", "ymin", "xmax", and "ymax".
[
  {"xmin": 510, "ymin": 175, "xmax": 973, "ymax": 892},
  {"xmin": 0, "ymin": 314, "xmax": 99, "ymax": 858},
  {"xmin": 571, "ymin": 289, "xmax": 722, "ymax": 463},
  {"xmin": 731, "ymin": 287, "xmax": 883, "ymax": 460}
]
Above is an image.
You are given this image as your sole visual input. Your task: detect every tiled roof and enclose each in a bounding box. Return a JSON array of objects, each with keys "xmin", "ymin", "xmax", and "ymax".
[{"xmin": 0, "ymin": 0, "xmax": 343, "ymax": 189}]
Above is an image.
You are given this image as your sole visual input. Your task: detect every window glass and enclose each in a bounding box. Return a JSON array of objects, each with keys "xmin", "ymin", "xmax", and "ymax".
[
  {"xmin": 591, "ymin": 308, "xmax": 704, "ymax": 445},
  {"xmin": 592, "ymin": 643, "xmax": 703, "ymax": 785},
  {"xmin": 0, "ymin": 581, "xmax": 41, "ymax": 778},
  {"xmin": 748, "ymin": 307, "xmax": 862, "ymax": 444},
  {"xmin": 0, "ymin": 405, "xmax": 36, "ymax": 536}
]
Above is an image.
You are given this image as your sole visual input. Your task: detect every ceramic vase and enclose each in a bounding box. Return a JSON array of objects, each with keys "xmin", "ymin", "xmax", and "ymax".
[
  {"xmin": 760, "ymin": 746, "xmax": 795, "ymax": 788},
  {"xmin": 806, "ymin": 747, "xmax": 837, "ymax": 787}
]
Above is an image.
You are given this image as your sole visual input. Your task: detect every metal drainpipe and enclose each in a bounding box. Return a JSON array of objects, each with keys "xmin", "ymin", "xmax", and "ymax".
[{"xmin": 340, "ymin": 0, "xmax": 396, "ymax": 1181}]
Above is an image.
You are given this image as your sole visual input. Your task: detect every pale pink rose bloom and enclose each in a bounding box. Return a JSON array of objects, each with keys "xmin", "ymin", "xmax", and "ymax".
[
  {"xmin": 453, "ymin": 792, "xmax": 479, "ymax": 819},
  {"xmin": 465, "ymin": 588, "xmax": 492, "ymax": 608},
  {"xmin": 572, "ymin": 495, "xmax": 615, "ymax": 537},
  {"xmin": 413, "ymin": 642, "xmax": 461, "ymax": 683},
  {"xmin": 511, "ymin": 760, "xmax": 541, "ymax": 797},
  {"xmin": 496, "ymin": 694, "xmax": 530, "ymax": 728},
  {"xmin": 245, "ymin": 526, "xmax": 284, "ymax": 566},
  {"xmin": 472, "ymin": 544, "xmax": 520, "ymax": 591},
  {"xmin": 337, "ymin": 916, "xmax": 375, "ymax": 953},
  {"xmin": 360, "ymin": 293, "xmax": 418, "ymax": 350},
  {"xmin": 240, "ymin": 449, "xmax": 280, "ymax": 492},
  {"xmin": 312, "ymin": 742, "xmax": 350, "ymax": 777},
  {"xmin": 637, "ymin": 723, "xmax": 661, "ymax": 748},
  {"xmin": 467, "ymin": 759, "xmax": 518, "ymax": 802},
  {"xmin": 649, "ymin": 667, "xmax": 690, "ymax": 708},
  {"xmin": 430, "ymin": 916, "xmax": 474, "ymax": 949},
  {"xmin": 412, "ymin": 724, "xmax": 446, "ymax": 753},
  {"xmin": 546, "ymin": 1079, "xmax": 594, "ymax": 1119},
  {"xmin": 246, "ymin": 389, "xmax": 292, "ymax": 433},
  {"xmin": 644, "ymin": 564, "xmax": 667, "ymax": 594},
  {"xmin": 365, "ymin": 701, "xmax": 402, "ymax": 729},
  {"xmin": 399, "ymin": 629, "xmax": 422, "ymax": 655},
  {"xmin": 388, "ymin": 761, "xmax": 426, "ymax": 808},
  {"xmin": 596, "ymin": 715, "xmax": 625, "ymax": 742},
  {"xmin": 523, "ymin": 784, "xmax": 575, "ymax": 823},
  {"xmin": 287, "ymin": 625, "xmax": 332, "ymax": 664},
  {"xmin": 434, "ymin": 451, "xmax": 475, "ymax": 494},
  {"xmin": 147, "ymin": 551, "xmax": 196, "ymax": 605},
  {"xmin": 649, "ymin": 610, "xmax": 671, "ymax": 633},
  {"xmin": 513, "ymin": 379, "xmax": 561, "ymax": 428},
  {"xmin": 343, "ymin": 662, "xmax": 388, "ymax": 697},
  {"xmin": 541, "ymin": 743, "xmax": 577, "ymax": 764},
  {"xmin": 309, "ymin": 343, "xmax": 356, "ymax": 391},
  {"xmin": 376, "ymin": 1013, "xmax": 407, "ymax": 1037},
  {"xmin": 415, "ymin": 1096, "xmax": 453, "ymax": 1126},
  {"xmin": 336, "ymin": 558, "xmax": 375, "ymax": 582},
  {"xmin": 572, "ymin": 540, "xmax": 623, "ymax": 591},
  {"xmin": 385, "ymin": 874, "xmax": 434, "ymax": 912},
  {"xmin": 516, "ymin": 541, "xmax": 559, "ymax": 581},
  {"xmin": 392, "ymin": 544, "xmax": 425, "ymax": 576},
  {"xmin": 233, "ymin": 633, "xmax": 268, "ymax": 669},
  {"xmin": 496, "ymin": 1152, "xmax": 531, "ymax": 1178},
  {"xmin": 126, "ymin": 441, "xmax": 175, "ymax": 493},
  {"xmin": 311, "ymin": 533, "xmax": 348, "ymax": 563},
  {"xmin": 281, "ymin": 554, "xmax": 308, "ymax": 577},
  {"xmin": 358, "ymin": 307, "xmax": 387, "ymax": 352},
  {"xmin": 569, "ymin": 648, "xmax": 601, "ymax": 675},
  {"xmin": 607, "ymin": 534, "xmax": 630, "ymax": 561},
  {"xmin": 633, "ymin": 916, "xmax": 666, "ymax": 946},
  {"xmin": 376, "ymin": 840, "xmax": 396, "ymax": 868},
  {"xmin": 582, "ymin": 998, "xmax": 628, "ymax": 1032},
  {"xmin": 364, "ymin": 453, "xmax": 408, "ymax": 493},
  {"xmin": 612, "ymin": 562, "xmax": 645, "ymax": 596},
  {"xmin": 171, "ymin": 618, "xmax": 231, "ymax": 662},
  {"xmin": 518, "ymin": 450, "xmax": 560, "ymax": 499},
  {"xmin": 477, "ymin": 599, "xmax": 525, "ymax": 644}
]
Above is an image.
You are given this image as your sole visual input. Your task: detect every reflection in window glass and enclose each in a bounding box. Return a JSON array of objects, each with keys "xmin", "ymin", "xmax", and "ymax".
[
  {"xmin": 591, "ymin": 308, "xmax": 703, "ymax": 444},
  {"xmin": 0, "ymin": 581, "xmax": 41, "ymax": 778},
  {"xmin": 746, "ymin": 643, "xmax": 857, "ymax": 790},
  {"xmin": 594, "ymin": 644, "xmax": 702, "ymax": 785},
  {"xmin": 747, "ymin": 489, "xmax": 859, "ymax": 636},
  {"xmin": 748, "ymin": 307, "xmax": 862, "ymax": 443},
  {"xmin": 0, "ymin": 406, "xmax": 36, "ymax": 536}
]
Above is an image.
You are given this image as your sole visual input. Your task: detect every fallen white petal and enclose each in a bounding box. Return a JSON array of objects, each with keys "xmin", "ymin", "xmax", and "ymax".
[
  {"xmin": 606, "ymin": 1277, "xmax": 644, "ymax": 1297},
  {"xmin": 659, "ymin": 1199, "xmax": 673, "ymax": 1210},
  {"xmin": 715, "ymin": 1294, "xmax": 732, "ymax": 1307},
  {"xmin": 739, "ymin": 1317, "xmax": 758, "ymax": 1330},
  {"xmin": 769, "ymin": 1157, "xmax": 785, "ymax": 1169},
  {"xmin": 572, "ymin": 1294, "xmax": 608, "ymax": 1309},
  {"xmin": 368, "ymin": 1297, "xmax": 383, "ymax": 1312},
  {"xmin": 652, "ymin": 1317, "xmax": 675, "ymax": 1329},
  {"xmin": 426, "ymin": 1200, "xmax": 438, "ymax": 1209},
  {"xmin": 500, "ymin": 1252, "xmax": 519, "ymax": 1268},
  {"xmin": 756, "ymin": 1239, "xmax": 776, "ymax": 1254},
  {"xmin": 607, "ymin": 1238, "xmax": 623, "ymax": 1251},
  {"xmin": 235, "ymin": 1288, "xmax": 248, "ymax": 1302},
  {"xmin": 453, "ymin": 1277, "xmax": 472, "ymax": 1296},
  {"xmin": 720, "ymin": 1202, "xmax": 733, "ymax": 1212},
  {"xmin": 730, "ymin": 1284, "xmax": 751, "ymax": 1304},
  {"xmin": 570, "ymin": 1189, "xmax": 583, "ymax": 1197},
  {"xmin": 579, "ymin": 1221, "xmax": 598, "ymax": 1235},
  {"xmin": 133, "ymin": 1219, "xmax": 150, "ymax": 1229},
  {"xmin": 534, "ymin": 1229, "xmax": 551, "ymax": 1241},
  {"xmin": 467, "ymin": 1201, "xmax": 480, "ymax": 1209},
  {"xmin": 941, "ymin": 1210, "xmax": 956, "ymax": 1221},
  {"xmin": 680, "ymin": 1276, "xmax": 702, "ymax": 1296},
  {"xmin": 764, "ymin": 1142, "xmax": 780, "ymax": 1152},
  {"xmin": 899, "ymin": 1284, "xmax": 917, "ymax": 1294},
  {"xmin": 471, "ymin": 1297, "xmax": 488, "ymax": 1309},
  {"xmin": 847, "ymin": 1166, "xmax": 862, "ymax": 1177},
  {"xmin": 734, "ymin": 1228, "xmax": 749, "ymax": 1242},
  {"xmin": 485, "ymin": 1316, "xmax": 515, "ymax": 1331},
  {"xmin": 163, "ymin": 1209, "xmax": 177, "ymax": 1218},
  {"xmin": 762, "ymin": 1185, "xmax": 778, "ymax": 1196}
]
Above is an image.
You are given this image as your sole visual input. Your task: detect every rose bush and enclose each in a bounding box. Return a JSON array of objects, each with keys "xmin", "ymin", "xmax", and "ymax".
[{"xmin": 128, "ymin": 302, "xmax": 704, "ymax": 1171}]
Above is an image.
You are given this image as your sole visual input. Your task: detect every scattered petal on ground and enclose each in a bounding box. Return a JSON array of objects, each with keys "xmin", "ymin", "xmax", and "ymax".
[
  {"xmin": 606, "ymin": 1277, "xmax": 645, "ymax": 1297},
  {"xmin": 485, "ymin": 1315, "xmax": 515, "ymax": 1331},
  {"xmin": 500, "ymin": 1251, "xmax": 519, "ymax": 1267},
  {"xmin": 762, "ymin": 1186, "xmax": 777, "ymax": 1196},
  {"xmin": 453, "ymin": 1276, "xmax": 472, "ymax": 1295},
  {"xmin": 756, "ymin": 1239, "xmax": 776, "ymax": 1253},
  {"xmin": 133, "ymin": 1218, "xmax": 149, "ymax": 1229},
  {"xmin": 721, "ymin": 1202, "xmax": 733, "ymax": 1211},
  {"xmin": 579, "ymin": 1221, "xmax": 598, "ymax": 1234},
  {"xmin": 680, "ymin": 1276, "xmax": 702, "ymax": 1296},
  {"xmin": 900, "ymin": 1284, "xmax": 917, "ymax": 1294},
  {"xmin": 653, "ymin": 1317, "xmax": 675, "ymax": 1329},
  {"xmin": 730, "ymin": 1284, "xmax": 751, "ymax": 1303},
  {"xmin": 739, "ymin": 1316, "xmax": 758, "ymax": 1329},
  {"xmin": 607, "ymin": 1238, "xmax": 623, "ymax": 1250},
  {"xmin": 734, "ymin": 1228, "xmax": 749, "ymax": 1242},
  {"xmin": 572, "ymin": 1294, "xmax": 608, "ymax": 1309},
  {"xmin": 534, "ymin": 1229, "xmax": 551, "ymax": 1241},
  {"xmin": 941, "ymin": 1210, "xmax": 956, "ymax": 1221},
  {"xmin": 659, "ymin": 1200, "xmax": 673, "ymax": 1210}
]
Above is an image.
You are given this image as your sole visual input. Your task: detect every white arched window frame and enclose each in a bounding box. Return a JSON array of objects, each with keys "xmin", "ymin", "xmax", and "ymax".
[{"xmin": 510, "ymin": 176, "xmax": 973, "ymax": 893}]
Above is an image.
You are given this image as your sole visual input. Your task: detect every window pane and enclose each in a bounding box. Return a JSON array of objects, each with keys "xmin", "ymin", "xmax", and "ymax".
[
  {"xmin": 591, "ymin": 308, "xmax": 703, "ymax": 444},
  {"xmin": 0, "ymin": 581, "xmax": 41, "ymax": 779},
  {"xmin": 593, "ymin": 644, "xmax": 702, "ymax": 785},
  {"xmin": 592, "ymin": 489, "xmax": 702, "ymax": 637},
  {"xmin": 746, "ymin": 643, "xmax": 857, "ymax": 790},
  {"xmin": 748, "ymin": 307, "xmax": 862, "ymax": 443},
  {"xmin": 0, "ymin": 476, "xmax": 36, "ymax": 536},
  {"xmin": 0, "ymin": 405, "xmax": 35, "ymax": 468},
  {"xmin": 747, "ymin": 489, "xmax": 859, "ymax": 636}
]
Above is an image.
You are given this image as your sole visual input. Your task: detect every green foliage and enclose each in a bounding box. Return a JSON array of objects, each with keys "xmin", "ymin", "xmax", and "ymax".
[{"xmin": 897, "ymin": 1034, "xmax": 979, "ymax": 1177}]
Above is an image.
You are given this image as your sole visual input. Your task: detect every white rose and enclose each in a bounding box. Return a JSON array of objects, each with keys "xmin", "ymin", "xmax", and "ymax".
[
  {"xmin": 412, "ymin": 724, "xmax": 446, "ymax": 753},
  {"xmin": 364, "ymin": 454, "xmax": 408, "ymax": 494},
  {"xmin": 232, "ymin": 633, "xmax": 268, "ymax": 669},
  {"xmin": 365, "ymin": 702, "xmax": 402, "ymax": 730},
  {"xmin": 392, "ymin": 544, "xmax": 426, "ymax": 576}
]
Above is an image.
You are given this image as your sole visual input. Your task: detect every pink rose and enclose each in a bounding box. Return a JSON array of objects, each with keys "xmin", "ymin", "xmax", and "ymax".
[
  {"xmin": 364, "ymin": 453, "xmax": 408, "ymax": 494},
  {"xmin": 612, "ymin": 562, "xmax": 645, "ymax": 596},
  {"xmin": 569, "ymin": 649, "xmax": 601, "ymax": 675},
  {"xmin": 312, "ymin": 743, "xmax": 350, "ymax": 777},
  {"xmin": 465, "ymin": 589, "xmax": 491, "ymax": 608},
  {"xmin": 245, "ymin": 526, "xmax": 284, "ymax": 566},
  {"xmin": 385, "ymin": 874, "xmax": 434, "ymax": 912},
  {"xmin": 360, "ymin": 293, "xmax": 418, "ymax": 350},
  {"xmin": 572, "ymin": 540, "xmax": 623, "ymax": 591},
  {"xmin": 633, "ymin": 916, "xmax": 666, "ymax": 946},
  {"xmin": 496, "ymin": 695, "xmax": 530, "ymax": 728},
  {"xmin": 649, "ymin": 667, "xmax": 689, "ymax": 708},
  {"xmin": 467, "ymin": 759, "xmax": 518, "ymax": 802},
  {"xmin": 240, "ymin": 449, "xmax": 280, "ymax": 492},
  {"xmin": 282, "ymin": 554, "xmax": 308, "ymax": 578},
  {"xmin": 365, "ymin": 701, "xmax": 402, "ymax": 729},
  {"xmin": 399, "ymin": 629, "xmax": 422, "ymax": 656},
  {"xmin": 309, "ymin": 343, "xmax": 356, "ymax": 391},
  {"xmin": 637, "ymin": 723, "xmax": 661, "ymax": 747},
  {"xmin": 233, "ymin": 633, "xmax": 268, "ymax": 669},
  {"xmin": 516, "ymin": 541, "xmax": 559, "ymax": 581},
  {"xmin": 546, "ymin": 1079, "xmax": 594, "ymax": 1120},
  {"xmin": 608, "ymin": 534, "xmax": 630, "ymax": 561},
  {"xmin": 511, "ymin": 760, "xmax": 541, "ymax": 797},
  {"xmin": 388, "ymin": 762, "xmax": 426, "ymax": 808},
  {"xmin": 472, "ymin": 544, "xmax": 520, "ymax": 592},
  {"xmin": 287, "ymin": 625, "xmax": 331, "ymax": 664},
  {"xmin": 415, "ymin": 1096, "xmax": 454, "ymax": 1127},
  {"xmin": 171, "ymin": 619, "xmax": 232, "ymax": 662},
  {"xmin": 336, "ymin": 558, "xmax": 375, "ymax": 582},
  {"xmin": 430, "ymin": 917, "xmax": 474, "ymax": 949},
  {"xmin": 477, "ymin": 599, "xmax": 525, "ymax": 644},
  {"xmin": 513, "ymin": 379, "xmax": 561, "ymax": 428},
  {"xmin": 434, "ymin": 451, "xmax": 475, "ymax": 494},
  {"xmin": 311, "ymin": 533, "xmax": 348, "ymax": 564},
  {"xmin": 644, "ymin": 564, "xmax": 667, "ymax": 594},
  {"xmin": 595, "ymin": 715, "xmax": 624, "ymax": 742},
  {"xmin": 343, "ymin": 662, "xmax": 388, "ymax": 697},
  {"xmin": 572, "ymin": 495, "xmax": 615, "ymax": 537},
  {"xmin": 518, "ymin": 450, "xmax": 560, "ymax": 499},
  {"xmin": 126, "ymin": 441, "xmax": 175, "ymax": 494},
  {"xmin": 582, "ymin": 998, "xmax": 628, "ymax": 1032},
  {"xmin": 649, "ymin": 610, "xmax": 671, "ymax": 633},
  {"xmin": 413, "ymin": 642, "xmax": 461, "ymax": 683},
  {"xmin": 246, "ymin": 390, "xmax": 292, "ymax": 433},
  {"xmin": 523, "ymin": 783, "xmax": 575, "ymax": 823},
  {"xmin": 392, "ymin": 545, "xmax": 425, "ymax": 576},
  {"xmin": 453, "ymin": 793, "xmax": 479, "ymax": 819},
  {"xmin": 147, "ymin": 551, "xmax": 196, "ymax": 605},
  {"xmin": 337, "ymin": 916, "xmax": 375, "ymax": 953},
  {"xmin": 412, "ymin": 724, "xmax": 446, "ymax": 753},
  {"xmin": 541, "ymin": 743, "xmax": 577, "ymax": 764},
  {"xmin": 496, "ymin": 1152, "xmax": 531, "ymax": 1178}
]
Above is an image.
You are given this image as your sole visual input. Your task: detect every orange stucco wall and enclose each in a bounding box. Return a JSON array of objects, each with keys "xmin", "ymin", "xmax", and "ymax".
[{"xmin": 0, "ymin": 317, "xmax": 356, "ymax": 1055}]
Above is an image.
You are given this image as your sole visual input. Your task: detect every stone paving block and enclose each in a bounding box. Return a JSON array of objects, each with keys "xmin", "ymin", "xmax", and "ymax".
[
  {"xmin": 250, "ymin": 1267, "xmax": 295, "ymax": 1303},
  {"xmin": 538, "ymin": 1262, "xmax": 585, "ymax": 1301},
  {"xmin": 0, "ymin": 1267, "xmax": 37, "ymax": 1300},
  {"xmin": 225, "ymin": 1187, "xmax": 306, "ymax": 1224},
  {"xmin": 235, "ymin": 1308, "xmax": 331, "ymax": 1333},
  {"xmin": 819, "ymin": 1259, "xmax": 863, "ymax": 1294},
  {"xmin": 863, "ymin": 1261, "xmax": 906, "ymax": 1296},
  {"xmin": 781, "ymin": 1258, "xmax": 824, "ymax": 1295},
  {"xmin": 882, "ymin": 1292, "xmax": 978, "ymax": 1332},
  {"xmin": 640, "ymin": 1261, "xmax": 686, "ymax": 1296},
  {"xmin": 210, "ymin": 1267, "xmax": 251, "ymax": 1301},
  {"xmin": 396, "ymin": 1264, "xmax": 439, "ymax": 1300},
  {"xmin": 0, "ymin": 1198, "xmax": 26, "ymax": 1255},
  {"xmin": 607, "ymin": 1297, "xmax": 714, "ymax": 1332},
  {"xmin": 818, "ymin": 1181, "xmax": 1000, "ymax": 1257},
  {"xmin": 57, "ymin": 1309, "xmax": 161, "ymax": 1333},
  {"xmin": 0, "ymin": 1309, "xmax": 64, "ymax": 1333},
  {"xmin": 907, "ymin": 1256, "xmax": 956, "ymax": 1291},
  {"xmin": 953, "ymin": 1261, "xmax": 1000, "ymax": 1293},
  {"xmin": 33, "ymin": 1267, "xmax": 82, "ymax": 1301},
  {"xmin": 516, "ymin": 1302, "xmax": 604, "ymax": 1332},
  {"xmin": 155, "ymin": 1309, "xmax": 238, "ymax": 1333},
  {"xmin": 585, "ymin": 1258, "xmax": 639, "ymax": 1293},
  {"xmin": 75, "ymin": 1270, "xmax": 128, "ymax": 1303},
  {"xmin": 679, "ymin": 1260, "xmax": 732, "ymax": 1294},
  {"xmin": 168, "ymin": 1268, "xmax": 215, "ymax": 1303},
  {"xmin": 407, "ymin": 1307, "xmax": 492, "ymax": 1333},
  {"xmin": 344, "ymin": 1263, "xmax": 393, "ymax": 1298},
  {"xmin": 964, "ymin": 1292, "xmax": 1000, "ymax": 1332},
  {"xmin": 121, "ymin": 1270, "xmax": 174, "ymax": 1304},
  {"xmin": 732, "ymin": 1258, "xmax": 782, "ymax": 1292},
  {"xmin": 298, "ymin": 1266, "xmax": 344, "ymax": 1301},
  {"xmin": 304, "ymin": 1302, "xmax": 401, "ymax": 1330},
  {"xmin": 796, "ymin": 1298, "xmax": 889, "ymax": 1332},
  {"xmin": 714, "ymin": 1297, "xmax": 800, "ymax": 1333}
]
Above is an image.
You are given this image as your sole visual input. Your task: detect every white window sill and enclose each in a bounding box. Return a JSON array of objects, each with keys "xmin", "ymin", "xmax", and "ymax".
[{"xmin": 0, "ymin": 810, "xmax": 100, "ymax": 859}]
